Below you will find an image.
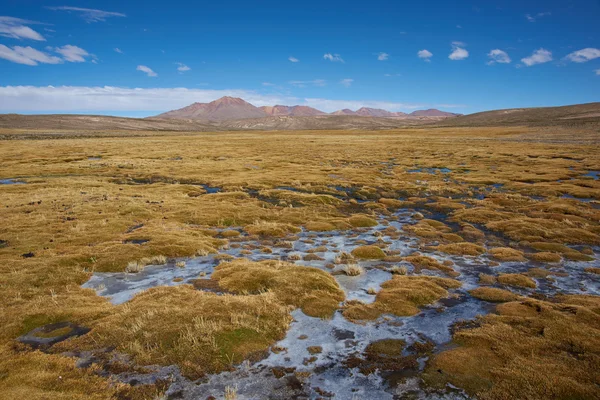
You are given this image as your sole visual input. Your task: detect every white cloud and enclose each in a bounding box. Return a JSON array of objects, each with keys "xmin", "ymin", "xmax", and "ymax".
[
  {"xmin": 595, "ymin": 69, "xmax": 600, "ymax": 76},
  {"xmin": 323, "ymin": 53, "xmax": 344, "ymax": 63},
  {"xmin": 0, "ymin": 44, "xmax": 62, "ymax": 65},
  {"xmin": 487, "ymin": 49, "xmax": 511, "ymax": 64},
  {"xmin": 0, "ymin": 85, "xmax": 466, "ymax": 113},
  {"xmin": 521, "ymin": 48, "xmax": 552, "ymax": 66},
  {"xmin": 288, "ymin": 56, "xmax": 299, "ymax": 62},
  {"xmin": 262, "ymin": 82, "xmax": 275, "ymax": 86},
  {"xmin": 417, "ymin": 49, "xmax": 433, "ymax": 62},
  {"xmin": 0, "ymin": 16, "xmax": 45, "ymax": 41},
  {"xmin": 176, "ymin": 62, "xmax": 190, "ymax": 72},
  {"xmin": 289, "ymin": 79, "xmax": 326, "ymax": 88},
  {"xmin": 456, "ymin": 25, "xmax": 462, "ymax": 28},
  {"xmin": 137, "ymin": 65, "xmax": 157, "ymax": 77},
  {"xmin": 47, "ymin": 6, "xmax": 126, "ymax": 23},
  {"xmin": 384, "ymin": 73, "xmax": 401, "ymax": 77},
  {"xmin": 340, "ymin": 78, "xmax": 354, "ymax": 87},
  {"xmin": 564, "ymin": 48, "xmax": 600, "ymax": 63},
  {"xmin": 449, "ymin": 42, "xmax": 468, "ymax": 60},
  {"xmin": 114, "ymin": 47, "xmax": 123, "ymax": 54},
  {"xmin": 526, "ymin": 12, "xmax": 550, "ymax": 22},
  {"xmin": 53, "ymin": 45, "xmax": 90, "ymax": 62},
  {"xmin": 377, "ymin": 52, "xmax": 389, "ymax": 61}
]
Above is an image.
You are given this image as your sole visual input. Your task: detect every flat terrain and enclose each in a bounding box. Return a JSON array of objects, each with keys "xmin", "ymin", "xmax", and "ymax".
[{"xmin": 1, "ymin": 125, "xmax": 599, "ymax": 399}]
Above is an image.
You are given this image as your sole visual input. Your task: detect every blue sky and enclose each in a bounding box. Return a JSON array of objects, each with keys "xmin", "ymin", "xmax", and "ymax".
[{"xmin": 0, "ymin": 0, "xmax": 599, "ymax": 116}]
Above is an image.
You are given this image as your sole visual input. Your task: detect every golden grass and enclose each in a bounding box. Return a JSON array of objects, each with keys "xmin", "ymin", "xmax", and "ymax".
[
  {"xmin": 488, "ymin": 247, "xmax": 526, "ymax": 262},
  {"xmin": 59, "ymin": 286, "xmax": 292, "ymax": 379},
  {"xmin": 343, "ymin": 276, "xmax": 461, "ymax": 320},
  {"xmin": 469, "ymin": 287, "xmax": 519, "ymax": 302},
  {"xmin": 347, "ymin": 215, "xmax": 378, "ymax": 228},
  {"xmin": 351, "ymin": 245, "xmax": 386, "ymax": 260},
  {"xmin": 436, "ymin": 242, "xmax": 486, "ymax": 256},
  {"xmin": 211, "ymin": 259, "xmax": 345, "ymax": 318},
  {"xmin": 497, "ymin": 273, "xmax": 537, "ymax": 288},
  {"xmin": 424, "ymin": 296, "xmax": 600, "ymax": 399},
  {"xmin": 1, "ymin": 127, "xmax": 599, "ymax": 397},
  {"xmin": 403, "ymin": 254, "xmax": 459, "ymax": 277},
  {"xmin": 304, "ymin": 221, "xmax": 337, "ymax": 232},
  {"xmin": 526, "ymin": 251, "xmax": 562, "ymax": 263},
  {"xmin": 244, "ymin": 221, "xmax": 301, "ymax": 238}
]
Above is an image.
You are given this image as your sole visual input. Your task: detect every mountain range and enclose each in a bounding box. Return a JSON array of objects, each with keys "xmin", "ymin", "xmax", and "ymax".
[{"xmin": 156, "ymin": 96, "xmax": 461, "ymax": 121}]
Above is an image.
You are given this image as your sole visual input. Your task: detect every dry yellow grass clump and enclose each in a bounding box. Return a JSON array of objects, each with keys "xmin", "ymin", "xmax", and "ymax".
[
  {"xmin": 343, "ymin": 276, "xmax": 461, "ymax": 321},
  {"xmin": 488, "ymin": 247, "xmax": 526, "ymax": 262},
  {"xmin": 436, "ymin": 242, "xmax": 486, "ymax": 256},
  {"xmin": 347, "ymin": 214, "xmax": 378, "ymax": 228},
  {"xmin": 403, "ymin": 255, "xmax": 459, "ymax": 277},
  {"xmin": 304, "ymin": 221, "xmax": 337, "ymax": 232},
  {"xmin": 244, "ymin": 221, "xmax": 301, "ymax": 238},
  {"xmin": 60, "ymin": 286, "xmax": 292, "ymax": 379},
  {"xmin": 211, "ymin": 259, "xmax": 345, "ymax": 318},
  {"xmin": 469, "ymin": 287, "xmax": 519, "ymax": 302},
  {"xmin": 497, "ymin": 273, "xmax": 537, "ymax": 288},
  {"xmin": 527, "ymin": 242, "xmax": 594, "ymax": 261},
  {"xmin": 424, "ymin": 296, "xmax": 600, "ymax": 399},
  {"xmin": 351, "ymin": 245, "xmax": 386, "ymax": 260},
  {"xmin": 526, "ymin": 251, "xmax": 563, "ymax": 263}
]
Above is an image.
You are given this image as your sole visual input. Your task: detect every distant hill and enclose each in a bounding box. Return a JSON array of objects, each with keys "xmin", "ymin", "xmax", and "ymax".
[
  {"xmin": 439, "ymin": 102, "xmax": 600, "ymax": 127},
  {"xmin": 156, "ymin": 97, "xmax": 460, "ymax": 121},
  {"xmin": 157, "ymin": 96, "xmax": 267, "ymax": 121},
  {"xmin": 410, "ymin": 109, "xmax": 460, "ymax": 117},
  {"xmin": 1, "ymin": 102, "xmax": 597, "ymax": 132},
  {"xmin": 259, "ymin": 105, "xmax": 325, "ymax": 117},
  {"xmin": 331, "ymin": 109, "xmax": 357, "ymax": 116},
  {"xmin": 355, "ymin": 107, "xmax": 403, "ymax": 117}
]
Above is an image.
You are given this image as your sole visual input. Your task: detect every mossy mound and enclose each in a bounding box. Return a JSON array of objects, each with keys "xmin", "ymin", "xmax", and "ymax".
[{"xmin": 351, "ymin": 245, "xmax": 386, "ymax": 260}]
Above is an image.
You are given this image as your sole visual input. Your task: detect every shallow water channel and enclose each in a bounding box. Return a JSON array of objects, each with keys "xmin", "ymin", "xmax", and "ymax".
[{"xmin": 83, "ymin": 209, "xmax": 600, "ymax": 399}]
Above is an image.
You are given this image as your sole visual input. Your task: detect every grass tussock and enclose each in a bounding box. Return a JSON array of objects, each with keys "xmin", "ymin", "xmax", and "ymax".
[
  {"xmin": 403, "ymin": 255, "xmax": 459, "ymax": 277},
  {"xmin": 347, "ymin": 215, "xmax": 378, "ymax": 228},
  {"xmin": 343, "ymin": 276, "xmax": 461, "ymax": 321},
  {"xmin": 424, "ymin": 296, "xmax": 600, "ymax": 399},
  {"xmin": 497, "ymin": 273, "xmax": 537, "ymax": 288},
  {"xmin": 526, "ymin": 251, "xmax": 562, "ymax": 263},
  {"xmin": 342, "ymin": 263, "xmax": 364, "ymax": 276},
  {"xmin": 125, "ymin": 255, "xmax": 167, "ymax": 273},
  {"xmin": 351, "ymin": 245, "xmax": 386, "ymax": 260},
  {"xmin": 304, "ymin": 221, "xmax": 337, "ymax": 232},
  {"xmin": 212, "ymin": 259, "xmax": 344, "ymax": 318},
  {"xmin": 244, "ymin": 221, "xmax": 301, "ymax": 238},
  {"xmin": 469, "ymin": 287, "xmax": 519, "ymax": 302},
  {"xmin": 60, "ymin": 286, "xmax": 292, "ymax": 379},
  {"xmin": 488, "ymin": 247, "xmax": 526, "ymax": 262},
  {"xmin": 436, "ymin": 242, "xmax": 486, "ymax": 256}
]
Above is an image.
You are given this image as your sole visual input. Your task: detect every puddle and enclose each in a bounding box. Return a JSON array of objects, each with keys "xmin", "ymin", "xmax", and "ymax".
[
  {"xmin": 0, "ymin": 178, "xmax": 26, "ymax": 185},
  {"xmin": 81, "ymin": 208, "xmax": 599, "ymax": 399},
  {"xmin": 582, "ymin": 171, "xmax": 599, "ymax": 180},
  {"xmin": 122, "ymin": 238, "xmax": 150, "ymax": 245},
  {"xmin": 201, "ymin": 184, "xmax": 221, "ymax": 194},
  {"xmin": 88, "ymin": 156, "xmax": 102, "ymax": 161},
  {"xmin": 407, "ymin": 168, "xmax": 452, "ymax": 174}
]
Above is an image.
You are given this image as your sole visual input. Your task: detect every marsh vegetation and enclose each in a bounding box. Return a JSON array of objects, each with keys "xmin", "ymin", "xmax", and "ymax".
[{"xmin": 1, "ymin": 126, "xmax": 599, "ymax": 399}]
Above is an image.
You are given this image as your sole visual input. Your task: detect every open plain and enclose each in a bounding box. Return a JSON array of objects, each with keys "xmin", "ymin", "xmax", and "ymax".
[{"xmin": 1, "ymin": 119, "xmax": 599, "ymax": 399}]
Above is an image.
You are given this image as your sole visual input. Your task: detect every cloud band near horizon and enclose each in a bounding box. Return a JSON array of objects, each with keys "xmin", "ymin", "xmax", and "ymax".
[{"xmin": 0, "ymin": 85, "xmax": 465, "ymax": 115}]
